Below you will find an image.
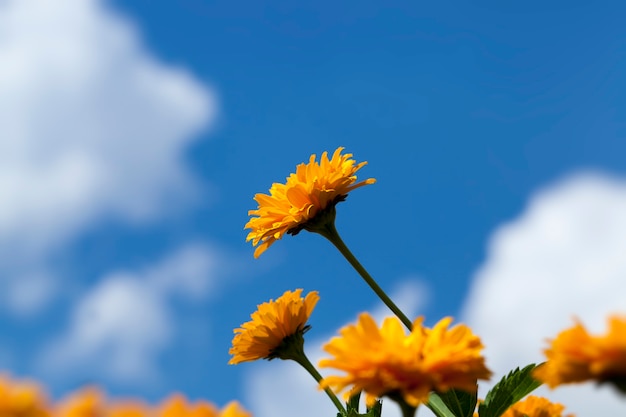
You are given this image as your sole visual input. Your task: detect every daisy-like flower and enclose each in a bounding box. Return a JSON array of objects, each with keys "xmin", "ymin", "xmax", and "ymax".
[
  {"xmin": 245, "ymin": 147, "xmax": 375, "ymax": 258},
  {"xmin": 0, "ymin": 374, "xmax": 50, "ymax": 417},
  {"xmin": 229, "ymin": 289, "xmax": 320, "ymax": 364},
  {"xmin": 319, "ymin": 313, "xmax": 491, "ymax": 409},
  {"xmin": 500, "ymin": 395, "xmax": 574, "ymax": 417},
  {"xmin": 533, "ymin": 315, "xmax": 626, "ymax": 392}
]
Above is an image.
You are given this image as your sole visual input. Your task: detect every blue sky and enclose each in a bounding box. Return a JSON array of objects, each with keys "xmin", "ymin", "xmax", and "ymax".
[{"xmin": 1, "ymin": 1, "xmax": 626, "ymax": 416}]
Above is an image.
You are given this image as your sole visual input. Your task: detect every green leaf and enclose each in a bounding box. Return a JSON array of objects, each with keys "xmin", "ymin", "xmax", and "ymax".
[
  {"xmin": 340, "ymin": 392, "xmax": 383, "ymax": 417},
  {"xmin": 426, "ymin": 392, "xmax": 458, "ymax": 417},
  {"xmin": 478, "ymin": 363, "xmax": 543, "ymax": 417},
  {"xmin": 426, "ymin": 389, "xmax": 477, "ymax": 417}
]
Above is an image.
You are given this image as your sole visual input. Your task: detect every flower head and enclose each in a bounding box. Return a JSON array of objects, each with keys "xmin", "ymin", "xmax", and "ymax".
[
  {"xmin": 501, "ymin": 395, "xmax": 574, "ymax": 417},
  {"xmin": 229, "ymin": 289, "xmax": 320, "ymax": 364},
  {"xmin": 533, "ymin": 315, "xmax": 626, "ymax": 391},
  {"xmin": 245, "ymin": 147, "xmax": 375, "ymax": 258},
  {"xmin": 319, "ymin": 314, "xmax": 491, "ymax": 408},
  {"xmin": 0, "ymin": 374, "xmax": 50, "ymax": 417}
]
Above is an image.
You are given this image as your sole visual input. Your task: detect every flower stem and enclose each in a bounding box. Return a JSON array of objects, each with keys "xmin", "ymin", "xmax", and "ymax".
[
  {"xmin": 315, "ymin": 220, "xmax": 413, "ymax": 330},
  {"xmin": 292, "ymin": 351, "xmax": 347, "ymax": 414},
  {"xmin": 398, "ymin": 401, "xmax": 417, "ymax": 417}
]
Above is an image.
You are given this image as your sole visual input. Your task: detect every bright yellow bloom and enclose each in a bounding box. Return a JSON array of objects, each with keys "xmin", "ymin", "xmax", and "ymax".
[
  {"xmin": 0, "ymin": 374, "xmax": 50, "ymax": 417},
  {"xmin": 229, "ymin": 289, "xmax": 320, "ymax": 364},
  {"xmin": 501, "ymin": 395, "xmax": 574, "ymax": 417},
  {"xmin": 534, "ymin": 315, "xmax": 626, "ymax": 389},
  {"xmin": 245, "ymin": 147, "xmax": 375, "ymax": 258},
  {"xmin": 319, "ymin": 314, "xmax": 491, "ymax": 408}
]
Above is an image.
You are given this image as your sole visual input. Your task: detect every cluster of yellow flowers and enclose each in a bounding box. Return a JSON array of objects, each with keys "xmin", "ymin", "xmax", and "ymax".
[
  {"xmin": 0, "ymin": 375, "xmax": 251, "ymax": 417},
  {"xmin": 3, "ymin": 147, "xmax": 622, "ymax": 417},
  {"xmin": 234, "ymin": 147, "xmax": 626, "ymax": 417}
]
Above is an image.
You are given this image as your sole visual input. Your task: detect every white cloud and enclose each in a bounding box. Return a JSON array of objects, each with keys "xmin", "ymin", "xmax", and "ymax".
[
  {"xmin": 244, "ymin": 279, "xmax": 430, "ymax": 417},
  {"xmin": 462, "ymin": 172, "xmax": 626, "ymax": 415},
  {"xmin": 0, "ymin": 0, "xmax": 216, "ymax": 314},
  {"xmin": 38, "ymin": 244, "xmax": 218, "ymax": 385}
]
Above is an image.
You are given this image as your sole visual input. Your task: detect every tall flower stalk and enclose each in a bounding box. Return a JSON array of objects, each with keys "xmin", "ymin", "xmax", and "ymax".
[
  {"xmin": 245, "ymin": 147, "xmax": 412, "ymax": 329},
  {"xmin": 301, "ymin": 204, "xmax": 413, "ymax": 330}
]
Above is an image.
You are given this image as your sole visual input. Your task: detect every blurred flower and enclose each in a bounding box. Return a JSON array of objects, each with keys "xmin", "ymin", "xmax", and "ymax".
[
  {"xmin": 54, "ymin": 387, "xmax": 104, "ymax": 417},
  {"xmin": 319, "ymin": 314, "xmax": 491, "ymax": 408},
  {"xmin": 245, "ymin": 147, "xmax": 375, "ymax": 258},
  {"xmin": 157, "ymin": 395, "xmax": 251, "ymax": 417},
  {"xmin": 157, "ymin": 394, "xmax": 218, "ymax": 417},
  {"xmin": 217, "ymin": 402, "xmax": 251, "ymax": 417},
  {"xmin": 229, "ymin": 289, "xmax": 319, "ymax": 364},
  {"xmin": 534, "ymin": 315, "xmax": 626, "ymax": 392},
  {"xmin": 501, "ymin": 395, "xmax": 574, "ymax": 417},
  {"xmin": 0, "ymin": 374, "xmax": 50, "ymax": 417},
  {"xmin": 105, "ymin": 400, "xmax": 148, "ymax": 417}
]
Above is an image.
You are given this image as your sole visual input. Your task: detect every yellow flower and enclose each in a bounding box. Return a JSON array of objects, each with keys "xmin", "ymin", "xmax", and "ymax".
[
  {"xmin": 245, "ymin": 147, "xmax": 375, "ymax": 258},
  {"xmin": 229, "ymin": 289, "xmax": 320, "ymax": 364},
  {"xmin": 105, "ymin": 401, "xmax": 149, "ymax": 417},
  {"xmin": 54, "ymin": 387, "xmax": 104, "ymax": 417},
  {"xmin": 157, "ymin": 395, "xmax": 251, "ymax": 417},
  {"xmin": 319, "ymin": 314, "xmax": 491, "ymax": 408},
  {"xmin": 0, "ymin": 374, "xmax": 50, "ymax": 417},
  {"xmin": 217, "ymin": 402, "xmax": 251, "ymax": 417},
  {"xmin": 157, "ymin": 394, "xmax": 218, "ymax": 417},
  {"xmin": 501, "ymin": 395, "xmax": 574, "ymax": 417},
  {"xmin": 534, "ymin": 315, "xmax": 626, "ymax": 390}
]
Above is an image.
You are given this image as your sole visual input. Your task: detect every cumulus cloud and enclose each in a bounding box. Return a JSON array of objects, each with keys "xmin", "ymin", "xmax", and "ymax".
[
  {"xmin": 244, "ymin": 279, "xmax": 430, "ymax": 417},
  {"xmin": 0, "ymin": 0, "xmax": 215, "ymax": 314},
  {"xmin": 462, "ymin": 172, "xmax": 626, "ymax": 415},
  {"xmin": 38, "ymin": 244, "xmax": 219, "ymax": 385}
]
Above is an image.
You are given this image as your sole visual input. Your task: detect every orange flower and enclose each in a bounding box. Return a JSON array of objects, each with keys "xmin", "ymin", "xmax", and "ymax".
[
  {"xmin": 54, "ymin": 387, "xmax": 104, "ymax": 417},
  {"xmin": 157, "ymin": 394, "xmax": 217, "ymax": 417},
  {"xmin": 319, "ymin": 314, "xmax": 491, "ymax": 407},
  {"xmin": 245, "ymin": 147, "xmax": 375, "ymax": 258},
  {"xmin": 501, "ymin": 395, "xmax": 574, "ymax": 417},
  {"xmin": 0, "ymin": 374, "xmax": 50, "ymax": 417},
  {"xmin": 229, "ymin": 289, "xmax": 319, "ymax": 364},
  {"xmin": 216, "ymin": 402, "xmax": 251, "ymax": 417},
  {"xmin": 105, "ymin": 400, "xmax": 148, "ymax": 417},
  {"xmin": 534, "ymin": 315, "xmax": 626, "ymax": 390},
  {"xmin": 157, "ymin": 395, "xmax": 251, "ymax": 417}
]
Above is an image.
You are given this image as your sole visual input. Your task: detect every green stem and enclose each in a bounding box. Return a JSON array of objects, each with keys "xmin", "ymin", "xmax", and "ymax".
[
  {"xmin": 398, "ymin": 401, "xmax": 417, "ymax": 417},
  {"xmin": 316, "ymin": 220, "xmax": 413, "ymax": 330},
  {"xmin": 292, "ymin": 351, "xmax": 347, "ymax": 414},
  {"xmin": 388, "ymin": 392, "xmax": 417, "ymax": 417}
]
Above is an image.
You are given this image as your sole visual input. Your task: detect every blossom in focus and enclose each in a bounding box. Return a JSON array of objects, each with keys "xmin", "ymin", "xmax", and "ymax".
[
  {"xmin": 229, "ymin": 289, "xmax": 320, "ymax": 364},
  {"xmin": 245, "ymin": 147, "xmax": 375, "ymax": 258},
  {"xmin": 319, "ymin": 313, "xmax": 491, "ymax": 407},
  {"xmin": 533, "ymin": 315, "xmax": 626, "ymax": 390},
  {"xmin": 0, "ymin": 374, "xmax": 50, "ymax": 417},
  {"xmin": 500, "ymin": 395, "xmax": 574, "ymax": 417}
]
